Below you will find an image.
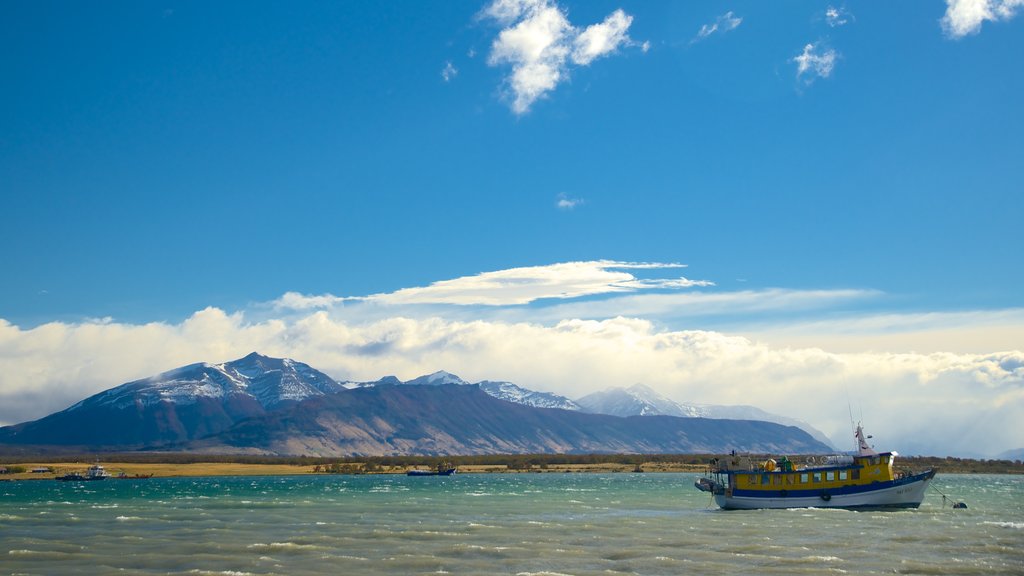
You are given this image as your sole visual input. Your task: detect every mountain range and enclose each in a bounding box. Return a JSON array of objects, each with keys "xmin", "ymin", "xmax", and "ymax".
[{"xmin": 0, "ymin": 353, "xmax": 831, "ymax": 456}]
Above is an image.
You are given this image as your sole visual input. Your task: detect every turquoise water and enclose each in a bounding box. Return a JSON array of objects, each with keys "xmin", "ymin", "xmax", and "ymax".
[{"xmin": 1, "ymin": 473, "xmax": 1021, "ymax": 575}]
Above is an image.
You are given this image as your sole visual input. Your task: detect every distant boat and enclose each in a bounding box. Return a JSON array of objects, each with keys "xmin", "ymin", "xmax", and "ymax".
[
  {"xmin": 407, "ymin": 463, "xmax": 457, "ymax": 476},
  {"xmin": 56, "ymin": 463, "xmax": 111, "ymax": 482},
  {"xmin": 694, "ymin": 423, "xmax": 936, "ymax": 510}
]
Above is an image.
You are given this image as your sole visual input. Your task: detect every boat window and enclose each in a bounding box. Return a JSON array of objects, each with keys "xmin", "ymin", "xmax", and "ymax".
[
  {"xmin": 826, "ymin": 471, "xmax": 835, "ymax": 481},
  {"xmin": 852, "ymin": 469, "xmax": 860, "ymax": 480},
  {"xmin": 773, "ymin": 475, "xmax": 782, "ymax": 486},
  {"xmin": 839, "ymin": 470, "xmax": 848, "ymax": 481},
  {"xmin": 761, "ymin": 474, "xmax": 770, "ymax": 485},
  {"xmin": 785, "ymin": 475, "xmax": 794, "ymax": 485},
  {"xmin": 800, "ymin": 473, "xmax": 809, "ymax": 483},
  {"xmin": 813, "ymin": 472, "xmax": 822, "ymax": 483}
]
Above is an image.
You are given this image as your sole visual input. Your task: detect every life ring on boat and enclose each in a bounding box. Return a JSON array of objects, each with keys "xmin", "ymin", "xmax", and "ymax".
[{"xmin": 819, "ymin": 492, "xmax": 831, "ymax": 502}]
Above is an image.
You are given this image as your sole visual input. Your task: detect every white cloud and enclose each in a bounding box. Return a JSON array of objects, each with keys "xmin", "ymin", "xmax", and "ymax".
[
  {"xmin": 441, "ymin": 61, "xmax": 458, "ymax": 82},
  {"xmin": 825, "ymin": 6, "xmax": 853, "ymax": 27},
  {"xmin": 273, "ymin": 292, "xmax": 347, "ymax": 311},
  {"xmin": 556, "ymin": 193, "xmax": 584, "ymax": 210},
  {"xmin": 527, "ymin": 288, "xmax": 879, "ymax": 325},
  {"xmin": 1, "ymin": 311, "xmax": 1021, "ymax": 457},
  {"xmin": 942, "ymin": 0, "xmax": 1024, "ymax": 38},
  {"xmin": 270, "ymin": 261, "xmax": 711, "ymax": 312},
  {"xmin": 793, "ymin": 42, "xmax": 838, "ymax": 82},
  {"xmin": 691, "ymin": 11, "xmax": 743, "ymax": 44},
  {"xmin": 571, "ymin": 9, "xmax": 633, "ymax": 65},
  {"xmin": 742, "ymin": 309, "xmax": 1024, "ymax": 354},
  {"xmin": 3, "ymin": 262, "xmax": 1023, "ymax": 457},
  {"xmin": 372, "ymin": 261, "xmax": 710, "ymax": 306},
  {"xmin": 483, "ymin": 0, "xmax": 637, "ymax": 114}
]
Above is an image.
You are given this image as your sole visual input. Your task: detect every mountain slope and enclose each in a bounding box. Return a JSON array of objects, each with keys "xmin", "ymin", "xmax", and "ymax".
[
  {"xmin": 477, "ymin": 381, "xmax": 581, "ymax": 411},
  {"xmin": 0, "ymin": 352, "xmax": 342, "ymax": 448},
  {"xmin": 576, "ymin": 384, "xmax": 698, "ymax": 417},
  {"xmin": 184, "ymin": 384, "xmax": 831, "ymax": 456},
  {"xmin": 577, "ymin": 384, "xmax": 834, "ymax": 449},
  {"xmin": 345, "ymin": 370, "xmax": 581, "ymax": 411}
]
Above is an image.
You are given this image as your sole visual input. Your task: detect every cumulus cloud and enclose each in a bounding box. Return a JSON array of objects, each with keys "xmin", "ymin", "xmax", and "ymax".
[
  {"xmin": 483, "ymin": 0, "xmax": 637, "ymax": 114},
  {"xmin": 571, "ymin": 9, "xmax": 633, "ymax": 65},
  {"xmin": 2, "ymin": 261, "xmax": 1023, "ymax": 457},
  {"xmin": 1, "ymin": 312, "xmax": 1021, "ymax": 457},
  {"xmin": 942, "ymin": 0, "xmax": 1024, "ymax": 38},
  {"xmin": 793, "ymin": 42, "xmax": 838, "ymax": 83},
  {"xmin": 691, "ymin": 11, "xmax": 743, "ymax": 44}
]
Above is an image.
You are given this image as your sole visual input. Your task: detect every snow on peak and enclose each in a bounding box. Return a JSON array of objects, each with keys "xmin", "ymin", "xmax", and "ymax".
[
  {"xmin": 404, "ymin": 371, "xmax": 470, "ymax": 386},
  {"xmin": 77, "ymin": 353, "xmax": 343, "ymax": 412}
]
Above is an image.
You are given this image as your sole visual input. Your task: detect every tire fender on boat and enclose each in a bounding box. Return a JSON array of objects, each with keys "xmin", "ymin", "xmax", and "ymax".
[{"xmin": 819, "ymin": 492, "xmax": 831, "ymax": 501}]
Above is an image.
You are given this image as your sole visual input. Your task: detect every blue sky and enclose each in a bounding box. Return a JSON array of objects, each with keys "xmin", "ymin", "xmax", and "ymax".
[{"xmin": 1, "ymin": 1, "xmax": 1022, "ymax": 456}]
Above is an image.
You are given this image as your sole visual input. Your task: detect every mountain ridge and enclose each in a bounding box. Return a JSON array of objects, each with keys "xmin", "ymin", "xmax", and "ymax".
[{"xmin": 0, "ymin": 353, "xmax": 832, "ymax": 456}]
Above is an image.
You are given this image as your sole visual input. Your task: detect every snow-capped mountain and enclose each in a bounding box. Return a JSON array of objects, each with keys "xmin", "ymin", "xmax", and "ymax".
[
  {"xmin": 403, "ymin": 371, "xmax": 471, "ymax": 387},
  {"xmin": 74, "ymin": 351, "xmax": 343, "ymax": 411},
  {"xmin": 477, "ymin": 381, "xmax": 581, "ymax": 411},
  {"xmin": 350, "ymin": 370, "xmax": 581, "ymax": 411},
  {"xmin": 0, "ymin": 354, "xmax": 835, "ymax": 455},
  {"xmin": 693, "ymin": 404, "xmax": 835, "ymax": 449},
  {"xmin": 340, "ymin": 375, "xmax": 402, "ymax": 390},
  {"xmin": 576, "ymin": 384, "xmax": 698, "ymax": 417},
  {"xmin": 0, "ymin": 353, "xmax": 343, "ymax": 448},
  {"xmin": 576, "ymin": 384, "xmax": 835, "ymax": 449}
]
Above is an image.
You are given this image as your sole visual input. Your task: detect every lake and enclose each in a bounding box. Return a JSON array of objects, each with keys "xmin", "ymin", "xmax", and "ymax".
[{"xmin": 2, "ymin": 472, "xmax": 1021, "ymax": 575}]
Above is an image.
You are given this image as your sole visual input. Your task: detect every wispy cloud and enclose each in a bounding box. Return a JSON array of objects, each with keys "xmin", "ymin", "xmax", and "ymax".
[
  {"xmin": 691, "ymin": 11, "xmax": 743, "ymax": 44},
  {"xmin": 270, "ymin": 261, "xmax": 709, "ymax": 311},
  {"xmin": 372, "ymin": 261, "xmax": 710, "ymax": 306},
  {"xmin": 483, "ymin": 0, "xmax": 638, "ymax": 114},
  {"xmin": 555, "ymin": 193, "xmax": 584, "ymax": 210},
  {"xmin": 942, "ymin": 0, "xmax": 1024, "ymax": 38},
  {"xmin": 441, "ymin": 61, "xmax": 458, "ymax": 82},
  {"xmin": 825, "ymin": 5, "xmax": 854, "ymax": 27},
  {"xmin": 793, "ymin": 42, "xmax": 838, "ymax": 83}
]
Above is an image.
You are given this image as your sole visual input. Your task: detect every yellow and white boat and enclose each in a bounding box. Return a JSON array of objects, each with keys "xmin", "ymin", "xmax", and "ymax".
[{"xmin": 695, "ymin": 424, "xmax": 936, "ymax": 510}]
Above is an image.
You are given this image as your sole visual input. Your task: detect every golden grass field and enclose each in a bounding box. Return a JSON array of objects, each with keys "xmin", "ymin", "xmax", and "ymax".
[{"xmin": 0, "ymin": 460, "xmax": 708, "ymax": 480}]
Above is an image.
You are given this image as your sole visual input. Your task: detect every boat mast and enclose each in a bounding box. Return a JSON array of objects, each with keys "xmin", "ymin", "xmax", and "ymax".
[{"xmin": 854, "ymin": 422, "xmax": 878, "ymax": 457}]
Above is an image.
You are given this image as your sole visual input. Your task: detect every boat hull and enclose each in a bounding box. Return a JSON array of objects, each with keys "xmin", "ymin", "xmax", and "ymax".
[
  {"xmin": 406, "ymin": 469, "xmax": 456, "ymax": 477},
  {"xmin": 713, "ymin": 470, "xmax": 935, "ymax": 510}
]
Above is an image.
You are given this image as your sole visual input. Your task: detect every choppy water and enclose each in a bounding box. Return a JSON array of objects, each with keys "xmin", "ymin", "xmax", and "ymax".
[{"xmin": 1, "ymin": 473, "xmax": 1021, "ymax": 575}]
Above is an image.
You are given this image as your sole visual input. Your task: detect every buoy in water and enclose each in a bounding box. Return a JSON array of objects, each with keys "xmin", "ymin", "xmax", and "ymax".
[{"xmin": 952, "ymin": 502, "xmax": 967, "ymax": 509}]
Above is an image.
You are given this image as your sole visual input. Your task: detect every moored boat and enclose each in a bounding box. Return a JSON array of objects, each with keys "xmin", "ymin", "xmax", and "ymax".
[
  {"xmin": 56, "ymin": 463, "xmax": 111, "ymax": 482},
  {"xmin": 407, "ymin": 463, "xmax": 457, "ymax": 476},
  {"xmin": 694, "ymin": 423, "xmax": 936, "ymax": 510}
]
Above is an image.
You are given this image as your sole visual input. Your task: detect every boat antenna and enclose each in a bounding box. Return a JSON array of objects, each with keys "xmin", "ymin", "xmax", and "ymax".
[{"xmin": 847, "ymin": 401, "xmax": 856, "ymax": 452}]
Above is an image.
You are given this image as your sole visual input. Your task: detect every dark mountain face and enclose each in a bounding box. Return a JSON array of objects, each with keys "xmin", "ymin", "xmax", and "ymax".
[
  {"xmin": 185, "ymin": 384, "xmax": 831, "ymax": 456},
  {"xmin": 0, "ymin": 353, "xmax": 342, "ymax": 449}
]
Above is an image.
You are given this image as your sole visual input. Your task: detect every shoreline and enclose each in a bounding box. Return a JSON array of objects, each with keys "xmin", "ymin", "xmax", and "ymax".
[
  {"xmin": 2, "ymin": 455, "xmax": 1022, "ymax": 480},
  {"xmin": 0, "ymin": 461, "xmax": 707, "ymax": 480}
]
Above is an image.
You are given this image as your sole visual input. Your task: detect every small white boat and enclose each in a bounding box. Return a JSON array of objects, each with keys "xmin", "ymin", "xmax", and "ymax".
[{"xmin": 56, "ymin": 462, "xmax": 112, "ymax": 482}]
